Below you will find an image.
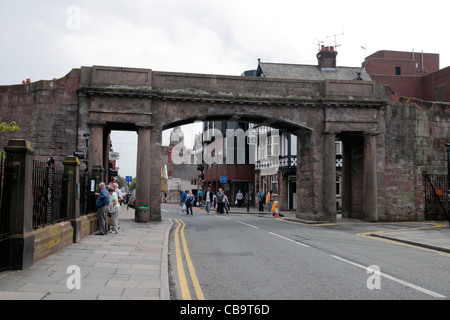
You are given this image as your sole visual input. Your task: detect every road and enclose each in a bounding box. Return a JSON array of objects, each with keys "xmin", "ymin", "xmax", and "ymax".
[{"xmin": 163, "ymin": 204, "xmax": 449, "ymax": 300}]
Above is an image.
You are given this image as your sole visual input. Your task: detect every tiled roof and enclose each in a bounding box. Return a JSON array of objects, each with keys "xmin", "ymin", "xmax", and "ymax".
[{"xmin": 258, "ymin": 62, "xmax": 372, "ymax": 81}]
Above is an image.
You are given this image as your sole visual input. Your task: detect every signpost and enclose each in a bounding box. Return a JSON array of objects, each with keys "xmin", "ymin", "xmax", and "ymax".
[{"xmin": 220, "ymin": 176, "xmax": 228, "ymax": 183}]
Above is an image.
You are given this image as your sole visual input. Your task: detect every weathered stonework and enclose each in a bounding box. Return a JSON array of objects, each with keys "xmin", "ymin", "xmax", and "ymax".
[{"xmin": 1, "ymin": 66, "xmax": 449, "ymax": 223}]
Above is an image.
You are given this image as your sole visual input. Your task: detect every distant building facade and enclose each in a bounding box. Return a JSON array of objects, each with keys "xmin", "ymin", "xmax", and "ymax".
[{"xmin": 364, "ymin": 49, "xmax": 450, "ymax": 101}]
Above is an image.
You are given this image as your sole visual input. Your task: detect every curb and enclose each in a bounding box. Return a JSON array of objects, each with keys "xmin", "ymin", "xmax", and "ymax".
[
  {"xmin": 371, "ymin": 233, "xmax": 450, "ymax": 254},
  {"xmin": 160, "ymin": 218, "xmax": 173, "ymax": 300}
]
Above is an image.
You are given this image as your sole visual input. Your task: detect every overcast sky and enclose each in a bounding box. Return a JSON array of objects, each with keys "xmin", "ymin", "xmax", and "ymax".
[{"xmin": 1, "ymin": 0, "xmax": 448, "ymax": 177}]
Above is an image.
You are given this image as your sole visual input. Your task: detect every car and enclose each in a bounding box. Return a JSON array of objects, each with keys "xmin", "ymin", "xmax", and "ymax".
[{"xmin": 128, "ymin": 189, "xmax": 136, "ymax": 208}]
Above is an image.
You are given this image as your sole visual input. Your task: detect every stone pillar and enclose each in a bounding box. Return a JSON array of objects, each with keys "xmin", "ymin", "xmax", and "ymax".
[
  {"xmin": 88, "ymin": 123, "xmax": 105, "ymax": 190},
  {"xmin": 363, "ymin": 133, "xmax": 378, "ymax": 222},
  {"xmin": 136, "ymin": 125, "xmax": 152, "ymax": 222},
  {"xmin": 323, "ymin": 133, "xmax": 336, "ymax": 223},
  {"xmin": 149, "ymin": 125, "xmax": 162, "ymax": 222},
  {"xmin": 4, "ymin": 140, "xmax": 35, "ymax": 270},
  {"xmin": 62, "ymin": 156, "xmax": 81, "ymax": 242}
]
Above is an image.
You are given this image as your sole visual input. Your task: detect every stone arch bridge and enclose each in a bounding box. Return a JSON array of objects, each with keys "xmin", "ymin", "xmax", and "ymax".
[{"xmin": 1, "ymin": 65, "xmax": 449, "ymax": 223}]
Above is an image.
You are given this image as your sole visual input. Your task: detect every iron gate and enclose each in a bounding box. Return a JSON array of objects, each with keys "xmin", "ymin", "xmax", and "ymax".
[
  {"xmin": 32, "ymin": 158, "xmax": 66, "ymax": 229},
  {"xmin": 424, "ymin": 172, "xmax": 450, "ymax": 222},
  {"xmin": 0, "ymin": 153, "xmax": 12, "ymax": 271}
]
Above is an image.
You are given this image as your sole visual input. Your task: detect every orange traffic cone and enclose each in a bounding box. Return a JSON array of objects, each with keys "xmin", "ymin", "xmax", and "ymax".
[{"xmin": 272, "ymin": 201, "xmax": 279, "ymax": 218}]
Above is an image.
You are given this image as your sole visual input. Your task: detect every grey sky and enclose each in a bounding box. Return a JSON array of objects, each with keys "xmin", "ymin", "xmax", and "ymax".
[{"xmin": 1, "ymin": 0, "xmax": 448, "ymax": 177}]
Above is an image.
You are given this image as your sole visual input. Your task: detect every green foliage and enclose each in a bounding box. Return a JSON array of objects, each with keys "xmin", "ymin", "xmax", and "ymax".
[{"xmin": 0, "ymin": 120, "xmax": 20, "ymax": 132}]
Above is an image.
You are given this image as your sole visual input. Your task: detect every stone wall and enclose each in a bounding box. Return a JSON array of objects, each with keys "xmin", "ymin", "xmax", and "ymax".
[
  {"xmin": 383, "ymin": 88, "xmax": 450, "ymax": 221},
  {"xmin": 0, "ymin": 69, "xmax": 80, "ymax": 160}
]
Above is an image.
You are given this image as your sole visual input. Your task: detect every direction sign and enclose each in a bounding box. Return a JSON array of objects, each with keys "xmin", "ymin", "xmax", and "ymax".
[
  {"xmin": 220, "ymin": 176, "xmax": 228, "ymax": 183},
  {"xmin": 125, "ymin": 176, "xmax": 132, "ymax": 183}
]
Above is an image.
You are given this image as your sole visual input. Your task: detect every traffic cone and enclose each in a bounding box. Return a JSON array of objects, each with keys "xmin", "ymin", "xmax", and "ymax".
[{"xmin": 273, "ymin": 201, "xmax": 279, "ymax": 218}]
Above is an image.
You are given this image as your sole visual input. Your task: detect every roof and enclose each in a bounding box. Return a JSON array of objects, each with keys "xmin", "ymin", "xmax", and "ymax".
[{"xmin": 257, "ymin": 62, "xmax": 372, "ymax": 81}]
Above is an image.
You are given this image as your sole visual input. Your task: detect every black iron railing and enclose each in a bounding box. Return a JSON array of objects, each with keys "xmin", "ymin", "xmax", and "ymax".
[
  {"xmin": 424, "ymin": 172, "xmax": 449, "ymax": 222},
  {"xmin": 0, "ymin": 152, "xmax": 12, "ymax": 271},
  {"xmin": 32, "ymin": 158, "xmax": 66, "ymax": 229}
]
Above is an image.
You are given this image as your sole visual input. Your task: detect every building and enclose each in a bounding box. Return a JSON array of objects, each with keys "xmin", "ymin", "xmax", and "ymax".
[
  {"xmin": 201, "ymin": 121, "xmax": 255, "ymax": 205},
  {"xmin": 364, "ymin": 49, "xmax": 450, "ymax": 102},
  {"xmin": 161, "ymin": 127, "xmax": 199, "ymax": 203},
  {"xmin": 251, "ymin": 45, "xmax": 369, "ymax": 211}
]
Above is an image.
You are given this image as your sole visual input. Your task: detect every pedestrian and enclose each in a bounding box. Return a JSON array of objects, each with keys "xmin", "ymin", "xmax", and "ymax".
[
  {"xmin": 186, "ymin": 190, "xmax": 195, "ymax": 215},
  {"xmin": 108, "ymin": 185, "xmax": 120, "ymax": 233},
  {"xmin": 236, "ymin": 190, "xmax": 243, "ymax": 207},
  {"xmin": 95, "ymin": 182, "xmax": 110, "ymax": 235},
  {"xmin": 197, "ymin": 189, "xmax": 203, "ymax": 207},
  {"xmin": 216, "ymin": 188, "xmax": 225, "ymax": 214},
  {"xmin": 223, "ymin": 193, "xmax": 229, "ymax": 214},
  {"xmin": 267, "ymin": 190, "xmax": 273, "ymax": 213},
  {"xmin": 257, "ymin": 188, "xmax": 265, "ymax": 212},
  {"xmin": 113, "ymin": 182, "xmax": 124, "ymax": 205},
  {"xmin": 180, "ymin": 190, "xmax": 187, "ymax": 213},
  {"xmin": 203, "ymin": 187, "xmax": 213, "ymax": 214}
]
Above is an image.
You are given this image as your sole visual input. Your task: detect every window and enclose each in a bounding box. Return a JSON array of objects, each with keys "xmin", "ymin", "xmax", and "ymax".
[
  {"xmin": 335, "ymin": 140, "xmax": 342, "ymax": 155},
  {"xmin": 436, "ymin": 85, "xmax": 446, "ymax": 102},
  {"xmin": 271, "ymin": 175, "xmax": 278, "ymax": 195},
  {"xmin": 336, "ymin": 175, "xmax": 341, "ymax": 197},
  {"xmin": 395, "ymin": 66, "xmax": 401, "ymax": 76}
]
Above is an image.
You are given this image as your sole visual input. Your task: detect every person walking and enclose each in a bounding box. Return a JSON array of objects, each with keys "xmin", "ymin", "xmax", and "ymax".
[
  {"xmin": 267, "ymin": 190, "xmax": 273, "ymax": 213},
  {"xmin": 108, "ymin": 185, "xmax": 120, "ymax": 233},
  {"xmin": 223, "ymin": 193, "xmax": 229, "ymax": 214},
  {"xmin": 216, "ymin": 188, "xmax": 225, "ymax": 214},
  {"xmin": 257, "ymin": 188, "xmax": 265, "ymax": 212},
  {"xmin": 203, "ymin": 187, "xmax": 214, "ymax": 214},
  {"xmin": 180, "ymin": 190, "xmax": 187, "ymax": 214},
  {"xmin": 185, "ymin": 191, "xmax": 195, "ymax": 216},
  {"xmin": 236, "ymin": 190, "xmax": 243, "ymax": 207},
  {"xmin": 95, "ymin": 182, "xmax": 110, "ymax": 235},
  {"xmin": 197, "ymin": 189, "xmax": 203, "ymax": 207}
]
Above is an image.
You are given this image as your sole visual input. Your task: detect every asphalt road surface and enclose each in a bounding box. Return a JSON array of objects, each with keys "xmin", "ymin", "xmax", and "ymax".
[{"xmin": 164, "ymin": 204, "xmax": 449, "ymax": 300}]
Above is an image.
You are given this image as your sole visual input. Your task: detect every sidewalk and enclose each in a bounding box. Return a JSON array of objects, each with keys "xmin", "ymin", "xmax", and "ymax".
[
  {"xmin": 0, "ymin": 204, "xmax": 448, "ymax": 300},
  {"xmin": 0, "ymin": 205, "xmax": 172, "ymax": 300}
]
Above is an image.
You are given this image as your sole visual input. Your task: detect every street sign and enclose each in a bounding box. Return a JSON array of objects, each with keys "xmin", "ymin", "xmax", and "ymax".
[
  {"xmin": 220, "ymin": 176, "xmax": 228, "ymax": 183},
  {"xmin": 125, "ymin": 176, "xmax": 132, "ymax": 183}
]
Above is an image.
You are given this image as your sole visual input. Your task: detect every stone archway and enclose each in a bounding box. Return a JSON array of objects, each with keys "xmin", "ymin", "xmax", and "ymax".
[{"xmin": 77, "ymin": 65, "xmax": 386, "ymax": 223}]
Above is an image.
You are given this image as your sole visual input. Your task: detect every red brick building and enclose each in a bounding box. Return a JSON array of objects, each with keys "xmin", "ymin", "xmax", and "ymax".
[{"xmin": 364, "ymin": 49, "xmax": 450, "ymax": 101}]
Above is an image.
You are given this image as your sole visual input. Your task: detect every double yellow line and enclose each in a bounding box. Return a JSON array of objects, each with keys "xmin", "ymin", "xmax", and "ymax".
[{"xmin": 173, "ymin": 219, "xmax": 205, "ymax": 300}]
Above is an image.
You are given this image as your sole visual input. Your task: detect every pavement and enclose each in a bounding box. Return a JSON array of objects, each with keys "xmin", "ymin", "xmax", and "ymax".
[{"xmin": 0, "ymin": 203, "xmax": 449, "ymax": 300}]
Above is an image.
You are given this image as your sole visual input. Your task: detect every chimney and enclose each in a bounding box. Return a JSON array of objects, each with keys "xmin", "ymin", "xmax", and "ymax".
[{"xmin": 317, "ymin": 45, "xmax": 338, "ymax": 69}]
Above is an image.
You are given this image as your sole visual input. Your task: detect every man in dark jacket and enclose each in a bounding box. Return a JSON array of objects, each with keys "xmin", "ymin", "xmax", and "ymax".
[{"xmin": 95, "ymin": 182, "xmax": 110, "ymax": 235}]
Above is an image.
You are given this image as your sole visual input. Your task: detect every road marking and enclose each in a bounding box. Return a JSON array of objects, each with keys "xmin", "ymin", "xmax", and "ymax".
[
  {"xmin": 269, "ymin": 232, "xmax": 310, "ymax": 248},
  {"xmin": 330, "ymin": 255, "xmax": 446, "ymax": 299},
  {"xmin": 236, "ymin": 220, "xmax": 259, "ymax": 229},
  {"xmin": 175, "ymin": 219, "xmax": 205, "ymax": 300},
  {"xmin": 174, "ymin": 219, "xmax": 191, "ymax": 300}
]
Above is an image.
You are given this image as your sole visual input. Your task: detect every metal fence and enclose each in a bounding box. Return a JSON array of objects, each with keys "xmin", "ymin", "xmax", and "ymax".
[
  {"xmin": 0, "ymin": 152, "xmax": 12, "ymax": 270},
  {"xmin": 32, "ymin": 158, "xmax": 67, "ymax": 229},
  {"xmin": 424, "ymin": 172, "xmax": 449, "ymax": 221}
]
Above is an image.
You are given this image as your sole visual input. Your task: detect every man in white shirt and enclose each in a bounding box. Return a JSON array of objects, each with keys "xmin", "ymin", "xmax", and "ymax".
[{"xmin": 203, "ymin": 187, "xmax": 214, "ymax": 214}]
